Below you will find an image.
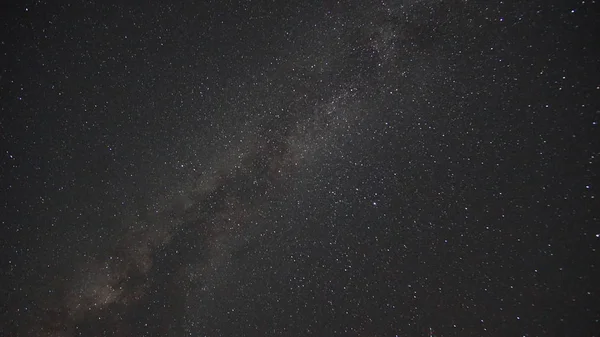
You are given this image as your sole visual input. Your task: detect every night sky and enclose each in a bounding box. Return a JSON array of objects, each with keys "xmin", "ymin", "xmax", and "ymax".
[{"xmin": 1, "ymin": 1, "xmax": 599, "ymax": 336}]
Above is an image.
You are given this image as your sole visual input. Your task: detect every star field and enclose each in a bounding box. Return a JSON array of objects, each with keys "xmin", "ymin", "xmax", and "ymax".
[{"xmin": 1, "ymin": 1, "xmax": 599, "ymax": 336}]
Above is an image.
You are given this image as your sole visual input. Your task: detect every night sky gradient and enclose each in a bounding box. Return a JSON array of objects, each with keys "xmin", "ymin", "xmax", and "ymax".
[{"xmin": 1, "ymin": 1, "xmax": 599, "ymax": 336}]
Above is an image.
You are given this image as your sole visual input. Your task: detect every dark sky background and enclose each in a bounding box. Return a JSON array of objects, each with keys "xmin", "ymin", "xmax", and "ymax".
[{"xmin": 1, "ymin": 1, "xmax": 599, "ymax": 336}]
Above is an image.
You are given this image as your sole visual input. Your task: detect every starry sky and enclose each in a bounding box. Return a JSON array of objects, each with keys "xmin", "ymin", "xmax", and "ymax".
[{"xmin": 1, "ymin": 1, "xmax": 599, "ymax": 336}]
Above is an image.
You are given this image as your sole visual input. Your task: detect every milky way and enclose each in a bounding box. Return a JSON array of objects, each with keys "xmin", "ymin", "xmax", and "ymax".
[{"xmin": 1, "ymin": 1, "xmax": 598, "ymax": 336}]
